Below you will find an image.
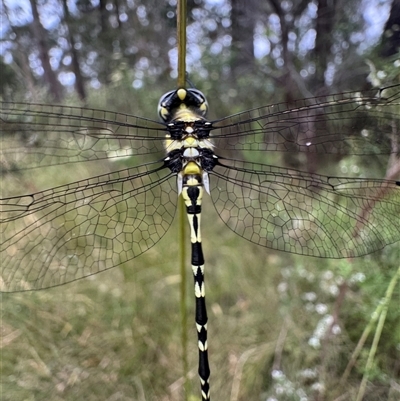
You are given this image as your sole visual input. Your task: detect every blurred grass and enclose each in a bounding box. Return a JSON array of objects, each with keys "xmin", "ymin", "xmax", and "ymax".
[{"xmin": 2, "ymin": 206, "xmax": 399, "ymax": 400}]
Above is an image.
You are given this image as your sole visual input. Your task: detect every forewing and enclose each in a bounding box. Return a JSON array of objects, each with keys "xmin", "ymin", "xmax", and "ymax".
[
  {"xmin": 0, "ymin": 102, "xmax": 167, "ymax": 171},
  {"xmin": 210, "ymin": 85, "xmax": 400, "ymax": 155}
]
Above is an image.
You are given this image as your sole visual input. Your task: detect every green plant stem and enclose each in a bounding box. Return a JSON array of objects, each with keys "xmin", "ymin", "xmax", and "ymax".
[
  {"xmin": 177, "ymin": 1, "xmax": 189, "ymax": 399},
  {"xmin": 355, "ymin": 264, "xmax": 400, "ymax": 401},
  {"xmin": 177, "ymin": 0, "xmax": 187, "ymax": 88}
]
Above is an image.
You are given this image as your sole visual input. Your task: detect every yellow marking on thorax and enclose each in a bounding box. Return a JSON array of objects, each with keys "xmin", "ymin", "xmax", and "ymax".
[
  {"xmin": 185, "ymin": 137, "xmax": 196, "ymax": 146},
  {"xmin": 184, "ymin": 161, "xmax": 201, "ymax": 175},
  {"xmin": 165, "ymin": 135, "xmax": 212, "ymax": 153},
  {"xmin": 173, "ymin": 108, "xmax": 203, "ymax": 122}
]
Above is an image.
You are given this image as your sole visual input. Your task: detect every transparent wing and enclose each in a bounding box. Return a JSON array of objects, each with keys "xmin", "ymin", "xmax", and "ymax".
[
  {"xmin": 210, "ymin": 84, "xmax": 400, "ymax": 155},
  {"xmin": 0, "ymin": 102, "xmax": 168, "ymax": 171},
  {"xmin": 0, "ymin": 162, "xmax": 177, "ymax": 292},
  {"xmin": 210, "ymin": 158, "xmax": 400, "ymax": 258}
]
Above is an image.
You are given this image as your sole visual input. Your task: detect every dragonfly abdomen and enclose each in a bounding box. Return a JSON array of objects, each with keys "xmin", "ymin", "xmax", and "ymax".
[{"xmin": 182, "ymin": 182, "xmax": 211, "ymax": 401}]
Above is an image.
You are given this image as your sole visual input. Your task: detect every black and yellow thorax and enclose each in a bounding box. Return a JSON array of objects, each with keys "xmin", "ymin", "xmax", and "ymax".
[{"xmin": 158, "ymin": 88, "xmax": 218, "ymax": 197}]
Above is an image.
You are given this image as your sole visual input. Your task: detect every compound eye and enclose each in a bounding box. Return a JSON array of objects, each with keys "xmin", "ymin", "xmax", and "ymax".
[
  {"xmin": 158, "ymin": 90, "xmax": 175, "ymax": 121},
  {"xmin": 188, "ymin": 89, "xmax": 209, "ymax": 116}
]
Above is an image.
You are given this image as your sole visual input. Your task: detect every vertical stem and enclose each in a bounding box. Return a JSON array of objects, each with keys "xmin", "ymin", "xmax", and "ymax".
[
  {"xmin": 177, "ymin": 1, "xmax": 189, "ymax": 399},
  {"xmin": 355, "ymin": 264, "xmax": 400, "ymax": 401},
  {"xmin": 177, "ymin": 0, "xmax": 187, "ymax": 88}
]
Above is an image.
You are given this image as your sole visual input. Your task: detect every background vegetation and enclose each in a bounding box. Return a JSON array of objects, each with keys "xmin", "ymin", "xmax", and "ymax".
[{"xmin": 1, "ymin": 0, "xmax": 399, "ymax": 400}]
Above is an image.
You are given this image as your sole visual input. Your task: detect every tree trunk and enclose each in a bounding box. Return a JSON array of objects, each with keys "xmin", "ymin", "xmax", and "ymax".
[
  {"xmin": 29, "ymin": 0, "xmax": 63, "ymax": 101},
  {"xmin": 230, "ymin": 0, "xmax": 256, "ymax": 78},
  {"xmin": 62, "ymin": 0, "xmax": 87, "ymax": 101},
  {"xmin": 268, "ymin": 0, "xmax": 300, "ymax": 103},
  {"xmin": 313, "ymin": 0, "xmax": 335, "ymax": 94},
  {"xmin": 2, "ymin": 2, "xmax": 36, "ymax": 98},
  {"xmin": 114, "ymin": 0, "xmax": 122, "ymax": 30},
  {"xmin": 99, "ymin": 0, "xmax": 108, "ymax": 33}
]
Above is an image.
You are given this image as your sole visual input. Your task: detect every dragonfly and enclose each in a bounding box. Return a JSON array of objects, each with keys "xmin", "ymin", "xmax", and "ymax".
[{"xmin": 1, "ymin": 83, "xmax": 400, "ymax": 400}]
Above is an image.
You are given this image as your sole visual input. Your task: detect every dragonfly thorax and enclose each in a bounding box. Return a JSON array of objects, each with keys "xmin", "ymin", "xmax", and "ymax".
[
  {"xmin": 164, "ymin": 145, "xmax": 217, "ymax": 195},
  {"xmin": 162, "ymin": 89, "xmax": 216, "ymax": 195}
]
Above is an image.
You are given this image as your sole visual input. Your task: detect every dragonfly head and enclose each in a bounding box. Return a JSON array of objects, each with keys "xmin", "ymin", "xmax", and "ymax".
[{"xmin": 158, "ymin": 88, "xmax": 209, "ymax": 122}]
